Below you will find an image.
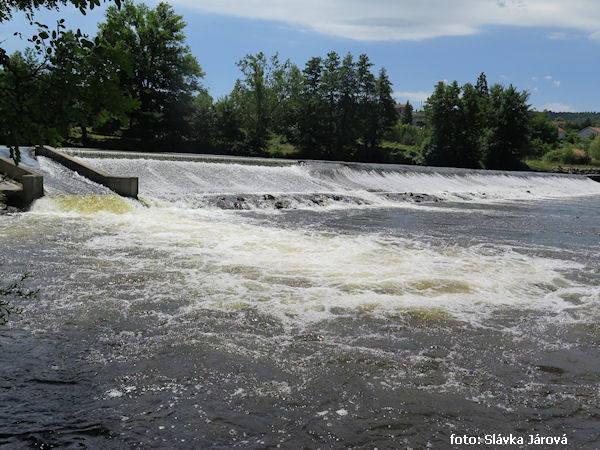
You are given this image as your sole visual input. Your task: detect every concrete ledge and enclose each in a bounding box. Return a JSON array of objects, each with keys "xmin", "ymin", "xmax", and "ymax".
[
  {"xmin": 60, "ymin": 148, "xmax": 298, "ymax": 167},
  {"xmin": 0, "ymin": 156, "xmax": 44, "ymax": 207},
  {"xmin": 36, "ymin": 145, "xmax": 138, "ymax": 198}
]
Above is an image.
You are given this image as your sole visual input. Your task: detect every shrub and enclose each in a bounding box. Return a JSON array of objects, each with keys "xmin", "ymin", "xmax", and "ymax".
[
  {"xmin": 589, "ymin": 135, "xmax": 600, "ymax": 161},
  {"xmin": 543, "ymin": 147, "xmax": 591, "ymax": 165}
]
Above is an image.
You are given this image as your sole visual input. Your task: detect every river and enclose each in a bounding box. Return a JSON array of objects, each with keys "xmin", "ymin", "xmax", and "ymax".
[{"xmin": 1, "ymin": 150, "xmax": 599, "ymax": 448}]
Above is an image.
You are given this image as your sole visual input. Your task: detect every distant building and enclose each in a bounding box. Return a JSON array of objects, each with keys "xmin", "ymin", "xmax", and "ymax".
[
  {"xmin": 394, "ymin": 104, "xmax": 427, "ymax": 127},
  {"xmin": 394, "ymin": 104, "xmax": 407, "ymax": 115},
  {"xmin": 578, "ymin": 126, "xmax": 600, "ymax": 139},
  {"xmin": 558, "ymin": 127, "xmax": 567, "ymax": 140}
]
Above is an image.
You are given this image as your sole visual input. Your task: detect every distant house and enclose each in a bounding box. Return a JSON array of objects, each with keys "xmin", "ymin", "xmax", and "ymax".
[
  {"xmin": 394, "ymin": 104, "xmax": 427, "ymax": 127},
  {"xmin": 557, "ymin": 127, "xmax": 567, "ymax": 140},
  {"xmin": 394, "ymin": 104, "xmax": 407, "ymax": 115},
  {"xmin": 578, "ymin": 126, "xmax": 600, "ymax": 139}
]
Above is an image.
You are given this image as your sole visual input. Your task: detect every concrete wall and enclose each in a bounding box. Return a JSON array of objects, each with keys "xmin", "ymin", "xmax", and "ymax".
[
  {"xmin": 0, "ymin": 156, "xmax": 44, "ymax": 207},
  {"xmin": 61, "ymin": 148, "xmax": 298, "ymax": 167},
  {"xmin": 36, "ymin": 146, "xmax": 138, "ymax": 198}
]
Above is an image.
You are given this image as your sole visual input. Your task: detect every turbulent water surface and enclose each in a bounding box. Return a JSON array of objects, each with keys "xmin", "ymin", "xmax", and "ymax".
[{"xmin": 1, "ymin": 150, "xmax": 600, "ymax": 448}]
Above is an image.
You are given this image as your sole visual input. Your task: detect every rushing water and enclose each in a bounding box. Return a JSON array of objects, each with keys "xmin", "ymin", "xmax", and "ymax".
[{"xmin": 1, "ymin": 151, "xmax": 600, "ymax": 449}]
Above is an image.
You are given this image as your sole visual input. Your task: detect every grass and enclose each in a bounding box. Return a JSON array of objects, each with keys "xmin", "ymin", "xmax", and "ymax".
[
  {"xmin": 265, "ymin": 135, "xmax": 300, "ymax": 158},
  {"xmin": 526, "ymin": 159, "xmax": 600, "ymax": 172}
]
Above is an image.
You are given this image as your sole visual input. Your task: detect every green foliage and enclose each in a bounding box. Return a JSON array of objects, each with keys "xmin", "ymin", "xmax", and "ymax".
[
  {"xmin": 545, "ymin": 111, "xmax": 600, "ymax": 126},
  {"xmin": 0, "ymin": 0, "xmax": 122, "ymax": 163},
  {"xmin": 0, "ymin": 0, "xmax": 120, "ymax": 23},
  {"xmin": 0, "ymin": 47, "xmax": 89, "ymax": 162},
  {"xmin": 423, "ymin": 74, "xmax": 531, "ymax": 169},
  {"xmin": 527, "ymin": 111, "xmax": 559, "ymax": 157},
  {"xmin": 231, "ymin": 52, "xmax": 296, "ymax": 155},
  {"xmin": 481, "ymin": 84, "xmax": 530, "ymax": 169},
  {"xmin": 212, "ymin": 95, "xmax": 245, "ymax": 153},
  {"xmin": 291, "ymin": 52, "xmax": 396, "ymax": 161},
  {"xmin": 98, "ymin": 1, "xmax": 203, "ymax": 146},
  {"xmin": 384, "ymin": 123, "xmax": 429, "ymax": 147},
  {"xmin": 543, "ymin": 147, "xmax": 591, "ymax": 165},
  {"xmin": 587, "ymin": 135, "xmax": 600, "ymax": 160},
  {"xmin": 401, "ymin": 100, "xmax": 413, "ymax": 125},
  {"xmin": 423, "ymin": 80, "xmax": 482, "ymax": 168}
]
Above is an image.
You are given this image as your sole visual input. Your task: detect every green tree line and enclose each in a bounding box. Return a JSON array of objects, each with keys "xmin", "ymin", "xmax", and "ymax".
[
  {"xmin": 0, "ymin": 0, "xmax": 579, "ymax": 169},
  {"xmin": 1, "ymin": 0, "xmax": 398, "ymax": 163}
]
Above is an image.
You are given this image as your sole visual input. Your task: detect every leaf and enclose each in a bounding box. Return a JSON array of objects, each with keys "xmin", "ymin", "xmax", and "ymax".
[{"xmin": 38, "ymin": 31, "xmax": 49, "ymax": 39}]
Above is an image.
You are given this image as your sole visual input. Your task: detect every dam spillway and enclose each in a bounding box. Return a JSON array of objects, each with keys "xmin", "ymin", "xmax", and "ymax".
[{"xmin": 1, "ymin": 149, "xmax": 600, "ymax": 448}]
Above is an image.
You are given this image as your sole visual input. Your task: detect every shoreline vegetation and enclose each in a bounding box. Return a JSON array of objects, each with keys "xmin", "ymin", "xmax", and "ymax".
[{"xmin": 1, "ymin": 0, "xmax": 599, "ymax": 172}]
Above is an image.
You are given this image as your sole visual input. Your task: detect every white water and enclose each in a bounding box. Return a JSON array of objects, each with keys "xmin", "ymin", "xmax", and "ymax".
[
  {"xmin": 24, "ymin": 192, "xmax": 596, "ymax": 329},
  {"xmin": 77, "ymin": 157, "xmax": 600, "ymax": 208},
  {"xmin": 14, "ymin": 155, "xmax": 596, "ymax": 327}
]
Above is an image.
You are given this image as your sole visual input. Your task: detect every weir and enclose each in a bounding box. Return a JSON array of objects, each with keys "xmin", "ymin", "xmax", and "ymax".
[
  {"xmin": 68, "ymin": 149, "xmax": 600, "ymax": 209},
  {"xmin": 35, "ymin": 146, "xmax": 138, "ymax": 199},
  {"xmin": 4, "ymin": 146, "xmax": 600, "ymax": 208}
]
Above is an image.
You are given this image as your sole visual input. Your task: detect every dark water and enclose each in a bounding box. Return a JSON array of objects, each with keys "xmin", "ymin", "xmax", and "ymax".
[{"xmin": 1, "ymin": 155, "xmax": 600, "ymax": 449}]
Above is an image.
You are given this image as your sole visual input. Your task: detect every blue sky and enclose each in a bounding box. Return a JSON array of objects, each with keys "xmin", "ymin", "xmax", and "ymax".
[{"xmin": 1, "ymin": 0, "xmax": 599, "ymax": 112}]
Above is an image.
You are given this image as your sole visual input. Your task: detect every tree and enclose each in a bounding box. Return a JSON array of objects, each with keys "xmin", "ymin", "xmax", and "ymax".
[
  {"xmin": 355, "ymin": 54, "xmax": 377, "ymax": 160},
  {"xmin": 475, "ymin": 72, "xmax": 488, "ymax": 96},
  {"xmin": 98, "ymin": 1, "xmax": 203, "ymax": 146},
  {"xmin": 0, "ymin": 0, "xmax": 121, "ymax": 163},
  {"xmin": 297, "ymin": 56, "xmax": 327, "ymax": 158},
  {"xmin": 0, "ymin": 0, "xmax": 119, "ymax": 24},
  {"xmin": 213, "ymin": 95, "xmax": 245, "ymax": 153},
  {"xmin": 423, "ymin": 74, "xmax": 531, "ymax": 170},
  {"xmin": 401, "ymin": 100, "xmax": 413, "ymax": 125},
  {"xmin": 528, "ymin": 111, "xmax": 559, "ymax": 157},
  {"xmin": 423, "ymin": 81, "xmax": 463, "ymax": 167},
  {"xmin": 319, "ymin": 51, "xmax": 342, "ymax": 158},
  {"xmin": 232, "ymin": 52, "xmax": 287, "ymax": 154},
  {"xmin": 0, "ymin": 50, "xmax": 64, "ymax": 163},
  {"xmin": 481, "ymin": 84, "xmax": 531, "ymax": 169},
  {"xmin": 589, "ymin": 134, "xmax": 600, "ymax": 161},
  {"xmin": 50, "ymin": 30, "xmax": 138, "ymax": 144},
  {"xmin": 373, "ymin": 68, "xmax": 397, "ymax": 148},
  {"xmin": 458, "ymin": 83, "xmax": 485, "ymax": 168}
]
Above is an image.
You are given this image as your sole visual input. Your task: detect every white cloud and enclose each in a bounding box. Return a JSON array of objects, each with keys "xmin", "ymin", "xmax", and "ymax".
[
  {"xmin": 544, "ymin": 75, "xmax": 553, "ymax": 80},
  {"xmin": 547, "ymin": 31, "xmax": 568, "ymax": 40},
  {"xmin": 553, "ymin": 80, "xmax": 560, "ymax": 87},
  {"xmin": 394, "ymin": 91, "xmax": 432, "ymax": 105},
  {"xmin": 531, "ymin": 76, "xmax": 538, "ymax": 81},
  {"xmin": 540, "ymin": 102, "xmax": 575, "ymax": 112},
  {"xmin": 590, "ymin": 30, "xmax": 600, "ymax": 40},
  {"xmin": 172, "ymin": 0, "xmax": 600, "ymax": 41}
]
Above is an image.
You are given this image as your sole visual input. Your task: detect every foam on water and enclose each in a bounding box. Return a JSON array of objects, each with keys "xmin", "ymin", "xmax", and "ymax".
[{"xmin": 28, "ymin": 195, "xmax": 595, "ymax": 328}]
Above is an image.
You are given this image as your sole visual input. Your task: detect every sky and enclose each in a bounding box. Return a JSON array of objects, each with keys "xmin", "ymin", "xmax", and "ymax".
[{"xmin": 1, "ymin": 0, "xmax": 599, "ymax": 112}]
